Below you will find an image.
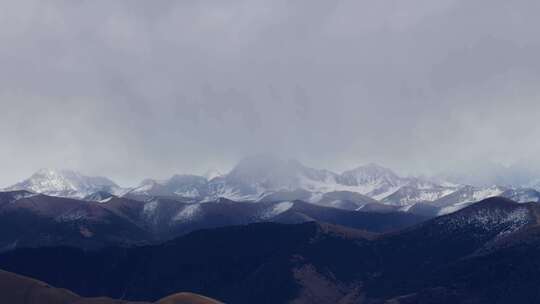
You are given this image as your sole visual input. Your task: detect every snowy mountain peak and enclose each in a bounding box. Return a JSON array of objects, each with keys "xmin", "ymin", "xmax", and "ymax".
[
  {"xmin": 6, "ymin": 158, "xmax": 534, "ymax": 215},
  {"xmin": 5, "ymin": 169, "xmax": 120, "ymax": 199}
]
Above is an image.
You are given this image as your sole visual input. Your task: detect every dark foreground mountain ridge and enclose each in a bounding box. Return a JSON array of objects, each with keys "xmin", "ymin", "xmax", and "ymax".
[
  {"xmin": 1, "ymin": 197, "xmax": 539, "ymax": 304},
  {"xmin": 0, "ymin": 191, "xmax": 426, "ymax": 250},
  {"xmin": 0, "ymin": 269, "xmax": 222, "ymax": 304}
]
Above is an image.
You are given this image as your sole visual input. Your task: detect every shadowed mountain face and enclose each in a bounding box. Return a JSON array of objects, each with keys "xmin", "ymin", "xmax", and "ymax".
[
  {"xmin": 0, "ymin": 191, "xmax": 427, "ymax": 250},
  {"xmin": 0, "ymin": 269, "xmax": 222, "ymax": 304},
  {"xmin": 2, "ymin": 197, "xmax": 540, "ymax": 304},
  {"xmin": 0, "ymin": 190, "xmax": 34, "ymax": 207},
  {"xmin": 0, "ymin": 194, "xmax": 153, "ymax": 251}
]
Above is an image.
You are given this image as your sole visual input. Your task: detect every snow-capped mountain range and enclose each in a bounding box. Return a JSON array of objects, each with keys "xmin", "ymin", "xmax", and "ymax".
[
  {"xmin": 5, "ymin": 156, "xmax": 540, "ymax": 214},
  {"xmin": 5, "ymin": 169, "xmax": 122, "ymax": 199}
]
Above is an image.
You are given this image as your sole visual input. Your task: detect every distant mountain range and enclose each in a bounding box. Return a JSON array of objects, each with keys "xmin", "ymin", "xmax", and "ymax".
[
  {"xmin": 2, "ymin": 197, "xmax": 540, "ymax": 304},
  {"xmin": 5, "ymin": 156, "xmax": 540, "ymax": 215},
  {"xmin": 2, "ymin": 165, "xmax": 539, "ymax": 303}
]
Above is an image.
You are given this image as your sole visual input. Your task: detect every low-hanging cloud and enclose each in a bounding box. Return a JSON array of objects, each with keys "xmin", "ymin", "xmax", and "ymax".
[{"xmin": 2, "ymin": 0, "xmax": 540, "ymax": 186}]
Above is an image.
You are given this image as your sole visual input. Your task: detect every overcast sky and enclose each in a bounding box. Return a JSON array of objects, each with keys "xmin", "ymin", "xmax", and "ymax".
[{"xmin": 2, "ymin": 0, "xmax": 540, "ymax": 187}]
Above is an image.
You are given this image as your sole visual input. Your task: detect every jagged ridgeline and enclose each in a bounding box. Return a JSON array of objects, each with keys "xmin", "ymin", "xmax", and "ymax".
[{"xmin": 5, "ymin": 156, "xmax": 540, "ymax": 216}]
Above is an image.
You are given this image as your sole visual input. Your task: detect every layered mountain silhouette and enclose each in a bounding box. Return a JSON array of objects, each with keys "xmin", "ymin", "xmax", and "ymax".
[
  {"xmin": 6, "ymin": 156, "xmax": 540, "ymax": 215},
  {"xmin": 1, "ymin": 197, "xmax": 538, "ymax": 304},
  {"xmin": 3, "ymin": 156, "xmax": 540, "ymax": 303},
  {"xmin": 0, "ymin": 191, "xmax": 426, "ymax": 250}
]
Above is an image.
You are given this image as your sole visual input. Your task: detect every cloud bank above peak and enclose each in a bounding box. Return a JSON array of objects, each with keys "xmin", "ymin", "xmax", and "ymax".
[{"xmin": 2, "ymin": 0, "xmax": 540, "ymax": 186}]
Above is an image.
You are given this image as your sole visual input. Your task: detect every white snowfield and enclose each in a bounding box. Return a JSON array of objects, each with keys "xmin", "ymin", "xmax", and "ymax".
[
  {"xmin": 173, "ymin": 204, "xmax": 202, "ymax": 222},
  {"xmin": 260, "ymin": 201, "xmax": 294, "ymax": 220}
]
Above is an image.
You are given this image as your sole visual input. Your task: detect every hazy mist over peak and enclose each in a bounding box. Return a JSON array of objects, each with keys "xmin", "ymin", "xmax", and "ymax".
[{"xmin": 2, "ymin": 0, "xmax": 540, "ymax": 187}]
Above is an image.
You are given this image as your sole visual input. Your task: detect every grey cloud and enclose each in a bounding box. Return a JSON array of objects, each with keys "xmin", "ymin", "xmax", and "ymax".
[{"xmin": 2, "ymin": 0, "xmax": 540, "ymax": 186}]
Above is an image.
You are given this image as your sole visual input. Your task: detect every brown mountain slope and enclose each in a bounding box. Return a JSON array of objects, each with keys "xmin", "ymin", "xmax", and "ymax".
[
  {"xmin": 154, "ymin": 293, "xmax": 223, "ymax": 304},
  {"xmin": 0, "ymin": 269, "xmax": 222, "ymax": 304}
]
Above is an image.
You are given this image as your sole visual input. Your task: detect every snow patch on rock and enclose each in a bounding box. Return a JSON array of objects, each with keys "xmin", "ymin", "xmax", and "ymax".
[
  {"xmin": 438, "ymin": 206, "xmax": 531, "ymax": 236},
  {"xmin": 173, "ymin": 204, "xmax": 202, "ymax": 222},
  {"xmin": 260, "ymin": 201, "xmax": 294, "ymax": 220}
]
